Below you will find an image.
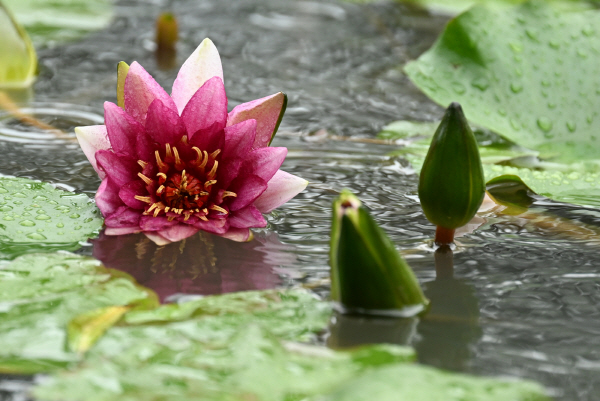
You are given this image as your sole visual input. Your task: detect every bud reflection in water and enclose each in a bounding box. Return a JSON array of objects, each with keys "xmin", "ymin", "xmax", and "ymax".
[
  {"xmin": 416, "ymin": 246, "xmax": 482, "ymax": 372},
  {"xmin": 92, "ymin": 231, "xmax": 296, "ymax": 302},
  {"xmin": 328, "ymin": 245, "xmax": 482, "ymax": 374}
]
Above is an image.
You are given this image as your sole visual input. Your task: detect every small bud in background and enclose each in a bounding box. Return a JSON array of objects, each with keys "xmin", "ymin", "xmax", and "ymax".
[
  {"xmin": 418, "ymin": 102, "xmax": 485, "ymax": 245},
  {"xmin": 330, "ymin": 190, "xmax": 429, "ymax": 317},
  {"xmin": 155, "ymin": 12, "xmax": 178, "ymax": 70}
]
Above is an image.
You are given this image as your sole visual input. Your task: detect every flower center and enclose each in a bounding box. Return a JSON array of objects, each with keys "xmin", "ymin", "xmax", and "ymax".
[{"xmin": 134, "ymin": 141, "xmax": 237, "ymax": 222}]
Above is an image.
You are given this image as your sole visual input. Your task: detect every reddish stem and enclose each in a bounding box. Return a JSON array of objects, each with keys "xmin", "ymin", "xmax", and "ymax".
[{"xmin": 434, "ymin": 226, "xmax": 455, "ymax": 246}]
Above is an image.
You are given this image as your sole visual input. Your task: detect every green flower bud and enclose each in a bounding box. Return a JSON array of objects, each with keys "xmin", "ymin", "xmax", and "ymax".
[
  {"xmin": 418, "ymin": 102, "xmax": 485, "ymax": 231},
  {"xmin": 0, "ymin": 3, "xmax": 37, "ymax": 88},
  {"xmin": 330, "ymin": 190, "xmax": 429, "ymax": 316}
]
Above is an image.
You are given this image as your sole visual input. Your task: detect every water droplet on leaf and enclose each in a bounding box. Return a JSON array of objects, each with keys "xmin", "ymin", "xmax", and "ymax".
[
  {"xmin": 20, "ymin": 220, "xmax": 35, "ymax": 227},
  {"xmin": 537, "ymin": 117, "xmax": 553, "ymax": 133}
]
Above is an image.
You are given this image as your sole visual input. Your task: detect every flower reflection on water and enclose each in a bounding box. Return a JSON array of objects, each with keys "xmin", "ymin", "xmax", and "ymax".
[{"xmin": 92, "ymin": 230, "xmax": 297, "ymax": 302}]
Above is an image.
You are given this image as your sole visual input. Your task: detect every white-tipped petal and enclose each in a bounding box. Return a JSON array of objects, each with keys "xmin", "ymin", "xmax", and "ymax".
[
  {"xmin": 171, "ymin": 38, "xmax": 224, "ymax": 114},
  {"xmin": 75, "ymin": 125, "xmax": 110, "ymax": 179},
  {"xmin": 254, "ymin": 170, "xmax": 308, "ymax": 213}
]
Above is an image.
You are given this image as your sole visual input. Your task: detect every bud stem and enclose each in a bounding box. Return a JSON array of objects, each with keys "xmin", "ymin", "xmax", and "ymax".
[{"xmin": 434, "ymin": 226, "xmax": 455, "ymax": 246}]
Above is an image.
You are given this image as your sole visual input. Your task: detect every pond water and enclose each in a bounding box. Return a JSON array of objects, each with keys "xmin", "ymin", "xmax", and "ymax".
[{"xmin": 1, "ymin": 0, "xmax": 600, "ymax": 400}]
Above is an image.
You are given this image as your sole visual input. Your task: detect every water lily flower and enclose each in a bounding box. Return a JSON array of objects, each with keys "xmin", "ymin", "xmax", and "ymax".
[{"xmin": 76, "ymin": 38, "xmax": 307, "ymax": 245}]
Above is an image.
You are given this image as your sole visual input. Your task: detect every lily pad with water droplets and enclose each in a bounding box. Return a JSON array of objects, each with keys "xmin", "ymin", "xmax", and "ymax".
[
  {"xmin": 0, "ymin": 252, "xmax": 158, "ymax": 374},
  {"xmin": 405, "ymin": 1, "xmax": 600, "ymax": 164},
  {"xmin": 0, "ymin": 177, "xmax": 102, "ymax": 258},
  {"xmin": 3, "ymin": 0, "xmax": 113, "ymax": 45}
]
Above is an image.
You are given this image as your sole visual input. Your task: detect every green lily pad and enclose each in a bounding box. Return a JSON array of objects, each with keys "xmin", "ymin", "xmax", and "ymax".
[
  {"xmin": 380, "ymin": 120, "xmax": 600, "ymax": 208},
  {"xmin": 0, "ymin": 176, "xmax": 103, "ymax": 259},
  {"xmin": 0, "ymin": 3, "xmax": 36, "ymax": 88},
  {"xmin": 3, "ymin": 0, "xmax": 113, "ymax": 45},
  {"xmin": 0, "ymin": 252, "xmax": 158, "ymax": 374},
  {"xmin": 404, "ymin": 1, "xmax": 600, "ymax": 163},
  {"xmin": 316, "ymin": 363, "xmax": 550, "ymax": 401},
  {"xmin": 34, "ymin": 323, "xmax": 414, "ymax": 401}
]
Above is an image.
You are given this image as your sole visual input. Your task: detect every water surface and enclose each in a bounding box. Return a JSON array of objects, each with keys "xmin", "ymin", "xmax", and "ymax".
[{"xmin": 1, "ymin": 0, "xmax": 599, "ymax": 400}]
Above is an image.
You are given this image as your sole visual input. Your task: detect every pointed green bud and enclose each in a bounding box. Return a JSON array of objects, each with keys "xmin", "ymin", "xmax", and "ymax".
[
  {"xmin": 418, "ymin": 102, "xmax": 485, "ymax": 231},
  {"xmin": 330, "ymin": 190, "xmax": 429, "ymax": 316},
  {"xmin": 0, "ymin": 3, "xmax": 37, "ymax": 88},
  {"xmin": 116, "ymin": 61, "xmax": 130, "ymax": 109}
]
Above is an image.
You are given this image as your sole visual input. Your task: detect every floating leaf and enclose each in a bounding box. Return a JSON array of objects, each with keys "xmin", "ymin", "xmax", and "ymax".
[
  {"xmin": 0, "ymin": 176, "xmax": 103, "ymax": 259},
  {"xmin": 405, "ymin": 1, "xmax": 600, "ymax": 163},
  {"xmin": 34, "ymin": 323, "xmax": 414, "ymax": 401},
  {"xmin": 124, "ymin": 289, "xmax": 332, "ymax": 342},
  {"xmin": 380, "ymin": 122, "xmax": 600, "ymax": 208},
  {"xmin": 317, "ymin": 363, "xmax": 551, "ymax": 401},
  {"xmin": 484, "ymin": 164, "xmax": 600, "ymax": 208},
  {"xmin": 3, "ymin": 0, "xmax": 113, "ymax": 45},
  {"xmin": 0, "ymin": 3, "xmax": 36, "ymax": 88},
  {"xmin": 0, "ymin": 252, "xmax": 158, "ymax": 374}
]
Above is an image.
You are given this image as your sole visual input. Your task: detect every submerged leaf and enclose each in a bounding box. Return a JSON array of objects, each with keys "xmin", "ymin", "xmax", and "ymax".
[
  {"xmin": 405, "ymin": 1, "xmax": 600, "ymax": 163},
  {"xmin": 0, "ymin": 177, "xmax": 103, "ymax": 259}
]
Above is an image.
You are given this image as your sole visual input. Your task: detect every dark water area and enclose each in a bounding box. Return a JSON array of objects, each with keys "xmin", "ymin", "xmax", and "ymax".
[{"xmin": 1, "ymin": 0, "xmax": 600, "ymax": 400}]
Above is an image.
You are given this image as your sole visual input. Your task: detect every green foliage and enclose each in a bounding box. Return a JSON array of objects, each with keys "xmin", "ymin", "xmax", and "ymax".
[
  {"xmin": 317, "ymin": 363, "xmax": 551, "ymax": 401},
  {"xmin": 0, "ymin": 252, "xmax": 158, "ymax": 374},
  {"xmin": 380, "ymin": 121, "xmax": 600, "ymax": 208},
  {"xmin": 3, "ymin": 0, "xmax": 113, "ymax": 44},
  {"xmin": 418, "ymin": 103, "xmax": 485, "ymax": 229},
  {"xmin": 405, "ymin": 1, "xmax": 600, "ymax": 164},
  {"xmin": 0, "ymin": 3, "xmax": 36, "ymax": 88},
  {"xmin": 330, "ymin": 190, "xmax": 429, "ymax": 315},
  {"xmin": 0, "ymin": 177, "xmax": 103, "ymax": 259}
]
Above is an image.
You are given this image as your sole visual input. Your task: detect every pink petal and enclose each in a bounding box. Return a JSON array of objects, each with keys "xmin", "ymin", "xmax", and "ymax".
[
  {"xmin": 144, "ymin": 231, "xmax": 171, "ymax": 246},
  {"xmin": 95, "ymin": 178, "xmax": 123, "ymax": 216},
  {"xmin": 229, "ymin": 205, "xmax": 266, "ymax": 228},
  {"xmin": 95, "ymin": 150, "xmax": 139, "ymax": 187},
  {"xmin": 104, "ymin": 102, "xmax": 143, "ymax": 157},
  {"xmin": 220, "ymin": 227, "xmax": 252, "ymax": 242},
  {"xmin": 145, "ymin": 99, "xmax": 186, "ymax": 145},
  {"xmin": 222, "ymin": 119, "xmax": 257, "ymax": 160},
  {"xmin": 254, "ymin": 170, "xmax": 308, "ymax": 213},
  {"xmin": 104, "ymin": 226, "xmax": 141, "ymax": 236},
  {"xmin": 227, "ymin": 92, "xmax": 286, "ymax": 149},
  {"xmin": 180, "ymin": 76, "xmax": 227, "ymax": 140},
  {"xmin": 75, "ymin": 125, "xmax": 110, "ymax": 179},
  {"xmin": 154, "ymin": 224, "xmax": 199, "ymax": 242},
  {"xmin": 241, "ymin": 147, "xmax": 287, "ymax": 183},
  {"xmin": 228, "ymin": 174, "xmax": 268, "ymax": 211},
  {"xmin": 105, "ymin": 206, "xmax": 141, "ymax": 228},
  {"xmin": 124, "ymin": 62, "xmax": 178, "ymax": 125},
  {"xmin": 193, "ymin": 218, "xmax": 229, "ymax": 235},
  {"xmin": 135, "ymin": 130, "xmax": 157, "ymax": 164},
  {"xmin": 139, "ymin": 216, "xmax": 178, "ymax": 231},
  {"xmin": 119, "ymin": 181, "xmax": 148, "ymax": 210},
  {"xmin": 171, "ymin": 38, "xmax": 224, "ymax": 114}
]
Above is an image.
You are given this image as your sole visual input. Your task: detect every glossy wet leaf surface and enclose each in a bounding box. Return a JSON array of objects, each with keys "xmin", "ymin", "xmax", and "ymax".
[
  {"xmin": 405, "ymin": 1, "xmax": 600, "ymax": 163},
  {"xmin": 0, "ymin": 252, "xmax": 157, "ymax": 374},
  {"xmin": 0, "ymin": 177, "xmax": 102, "ymax": 259},
  {"xmin": 3, "ymin": 0, "xmax": 113, "ymax": 45}
]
